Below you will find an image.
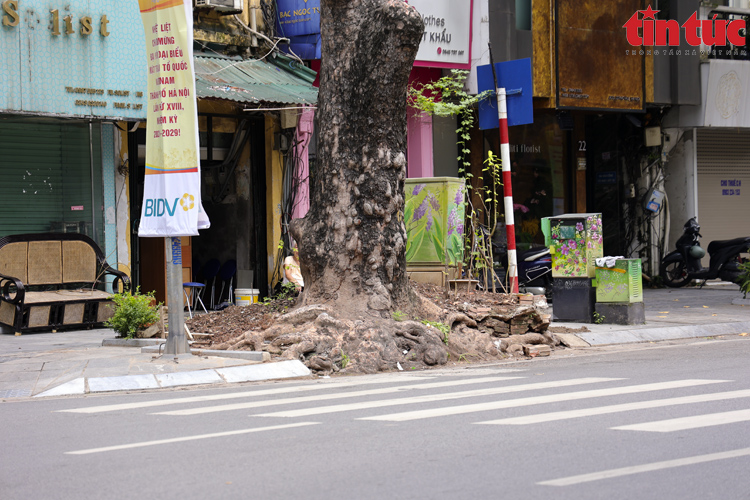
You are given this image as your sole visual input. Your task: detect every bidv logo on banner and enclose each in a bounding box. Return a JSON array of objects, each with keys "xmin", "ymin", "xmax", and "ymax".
[
  {"xmin": 623, "ymin": 5, "xmax": 746, "ymax": 48},
  {"xmin": 144, "ymin": 193, "xmax": 196, "ymax": 218}
]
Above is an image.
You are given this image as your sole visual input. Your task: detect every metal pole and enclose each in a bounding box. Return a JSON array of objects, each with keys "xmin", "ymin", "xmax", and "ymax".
[
  {"xmin": 89, "ymin": 121, "xmax": 97, "ymax": 242},
  {"xmin": 497, "ymin": 88, "xmax": 519, "ymax": 293},
  {"xmin": 164, "ymin": 236, "xmax": 190, "ymax": 356},
  {"xmin": 487, "ymin": 44, "xmax": 519, "ymax": 294}
]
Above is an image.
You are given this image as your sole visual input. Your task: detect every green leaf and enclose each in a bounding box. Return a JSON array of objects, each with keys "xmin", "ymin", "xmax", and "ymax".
[{"xmin": 405, "ymin": 226, "xmax": 426, "ymax": 262}]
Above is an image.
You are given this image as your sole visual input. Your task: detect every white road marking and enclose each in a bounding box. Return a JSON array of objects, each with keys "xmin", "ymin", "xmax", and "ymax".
[
  {"xmin": 539, "ymin": 447, "xmax": 750, "ymax": 486},
  {"xmin": 478, "ymin": 389, "xmax": 750, "ymax": 425},
  {"xmin": 612, "ymin": 408, "xmax": 750, "ymax": 432},
  {"xmin": 59, "ymin": 376, "xmax": 439, "ymax": 414},
  {"xmin": 65, "ymin": 422, "xmax": 319, "ymax": 455},
  {"xmin": 360, "ymin": 379, "xmax": 729, "ymax": 422},
  {"xmin": 255, "ymin": 378, "xmax": 621, "ymax": 418},
  {"xmin": 155, "ymin": 377, "xmax": 524, "ymax": 416}
]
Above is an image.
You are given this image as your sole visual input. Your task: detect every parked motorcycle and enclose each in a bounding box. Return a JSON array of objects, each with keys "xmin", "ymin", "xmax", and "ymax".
[
  {"xmin": 660, "ymin": 218, "xmax": 750, "ymax": 288},
  {"xmin": 489, "ymin": 242, "xmax": 553, "ymax": 298}
]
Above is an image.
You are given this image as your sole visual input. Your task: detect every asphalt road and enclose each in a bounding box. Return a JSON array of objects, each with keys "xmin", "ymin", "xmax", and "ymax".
[{"xmin": 2, "ymin": 336, "xmax": 750, "ymax": 500}]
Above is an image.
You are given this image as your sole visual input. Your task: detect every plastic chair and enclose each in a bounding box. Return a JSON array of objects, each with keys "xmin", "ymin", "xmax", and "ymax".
[
  {"xmin": 183, "ymin": 282, "xmax": 207, "ymax": 319},
  {"xmin": 217, "ymin": 259, "xmax": 237, "ymax": 305},
  {"xmin": 201, "ymin": 259, "xmax": 221, "ymax": 310}
]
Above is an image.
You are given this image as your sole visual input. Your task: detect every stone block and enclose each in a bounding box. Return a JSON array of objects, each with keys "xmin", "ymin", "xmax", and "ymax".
[{"xmin": 523, "ymin": 344, "xmax": 551, "ymax": 357}]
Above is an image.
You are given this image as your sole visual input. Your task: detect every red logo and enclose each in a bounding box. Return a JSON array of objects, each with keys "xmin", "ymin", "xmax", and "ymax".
[{"xmin": 623, "ymin": 6, "xmax": 745, "ymax": 47}]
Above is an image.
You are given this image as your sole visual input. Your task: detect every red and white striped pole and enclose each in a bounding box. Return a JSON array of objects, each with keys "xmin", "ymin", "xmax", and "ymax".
[{"xmin": 496, "ymin": 87, "xmax": 518, "ymax": 293}]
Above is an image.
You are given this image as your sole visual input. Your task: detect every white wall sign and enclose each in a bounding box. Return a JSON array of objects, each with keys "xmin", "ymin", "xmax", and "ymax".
[
  {"xmin": 705, "ymin": 60, "xmax": 750, "ymax": 127},
  {"xmin": 408, "ymin": 0, "xmax": 472, "ymax": 69}
]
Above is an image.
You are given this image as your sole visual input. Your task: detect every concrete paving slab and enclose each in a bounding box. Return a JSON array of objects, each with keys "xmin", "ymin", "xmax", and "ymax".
[
  {"xmin": 216, "ymin": 360, "xmax": 311, "ymax": 383},
  {"xmin": 554, "ymin": 333, "xmax": 591, "ymax": 348},
  {"xmin": 34, "ymin": 378, "xmax": 86, "ymax": 397},
  {"xmin": 155, "ymin": 370, "xmax": 224, "ymax": 388},
  {"xmin": 88, "ymin": 374, "xmax": 160, "ymax": 393}
]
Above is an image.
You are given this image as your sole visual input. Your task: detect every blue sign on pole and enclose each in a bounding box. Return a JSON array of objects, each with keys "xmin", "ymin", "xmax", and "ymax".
[
  {"xmin": 477, "ymin": 58, "xmax": 534, "ymax": 130},
  {"xmin": 276, "ymin": 0, "xmax": 321, "ymax": 38}
]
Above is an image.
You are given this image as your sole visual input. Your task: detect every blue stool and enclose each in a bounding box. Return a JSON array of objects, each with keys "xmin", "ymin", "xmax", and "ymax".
[{"xmin": 183, "ymin": 282, "xmax": 208, "ymax": 318}]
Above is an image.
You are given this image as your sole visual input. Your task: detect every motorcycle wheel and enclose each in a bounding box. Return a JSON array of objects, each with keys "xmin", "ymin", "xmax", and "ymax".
[{"xmin": 661, "ymin": 258, "xmax": 690, "ymax": 288}]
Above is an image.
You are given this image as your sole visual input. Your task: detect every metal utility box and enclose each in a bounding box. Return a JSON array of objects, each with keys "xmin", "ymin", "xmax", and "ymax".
[
  {"xmin": 543, "ymin": 213, "xmax": 603, "ymax": 279},
  {"xmin": 404, "ymin": 177, "xmax": 465, "ymax": 266},
  {"xmin": 594, "ymin": 258, "xmax": 643, "ymax": 303},
  {"xmin": 404, "ymin": 177, "xmax": 466, "ymax": 286},
  {"xmin": 552, "ymin": 277, "xmax": 596, "ymax": 323}
]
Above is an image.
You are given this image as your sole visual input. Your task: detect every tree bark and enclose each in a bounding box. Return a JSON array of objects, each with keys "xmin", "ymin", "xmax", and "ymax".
[{"xmin": 290, "ymin": 0, "xmax": 424, "ymax": 317}]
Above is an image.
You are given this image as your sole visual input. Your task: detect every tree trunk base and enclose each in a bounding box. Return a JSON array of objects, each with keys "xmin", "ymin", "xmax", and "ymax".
[{"xmin": 213, "ymin": 292, "xmax": 560, "ymax": 375}]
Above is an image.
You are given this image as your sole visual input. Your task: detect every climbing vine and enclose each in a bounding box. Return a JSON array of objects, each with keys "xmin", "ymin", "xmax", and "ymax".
[{"xmin": 408, "ymin": 70, "xmax": 504, "ymax": 292}]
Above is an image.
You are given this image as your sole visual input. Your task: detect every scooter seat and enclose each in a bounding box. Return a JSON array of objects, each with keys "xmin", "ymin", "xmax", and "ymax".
[
  {"xmin": 707, "ymin": 237, "xmax": 750, "ymax": 254},
  {"xmin": 523, "ymin": 248, "xmax": 551, "ymax": 262}
]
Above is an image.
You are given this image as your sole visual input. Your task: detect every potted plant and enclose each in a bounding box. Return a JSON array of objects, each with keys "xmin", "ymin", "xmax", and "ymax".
[{"xmin": 106, "ymin": 288, "xmax": 160, "ymax": 339}]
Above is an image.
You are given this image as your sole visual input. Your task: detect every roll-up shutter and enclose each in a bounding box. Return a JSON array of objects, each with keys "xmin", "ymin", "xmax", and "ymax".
[
  {"xmin": 0, "ymin": 119, "xmax": 103, "ymax": 245},
  {"xmin": 695, "ymin": 129, "xmax": 750, "ymax": 248}
]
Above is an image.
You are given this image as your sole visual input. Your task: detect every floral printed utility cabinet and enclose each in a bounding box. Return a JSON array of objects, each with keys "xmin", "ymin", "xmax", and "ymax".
[
  {"xmin": 404, "ymin": 178, "xmax": 465, "ymax": 266},
  {"xmin": 545, "ymin": 213, "xmax": 603, "ymax": 278}
]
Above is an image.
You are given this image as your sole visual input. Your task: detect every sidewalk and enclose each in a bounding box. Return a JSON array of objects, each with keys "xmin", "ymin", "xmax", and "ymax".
[
  {"xmin": 1, "ymin": 284, "xmax": 747, "ymax": 399},
  {"xmin": 553, "ymin": 283, "xmax": 750, "ymax": 346}
]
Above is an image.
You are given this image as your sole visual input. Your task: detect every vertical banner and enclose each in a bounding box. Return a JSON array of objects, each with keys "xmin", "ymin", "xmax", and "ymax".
[{"xmin": 138, "ymin": 0, "xmax": 209, "ymax": 236}]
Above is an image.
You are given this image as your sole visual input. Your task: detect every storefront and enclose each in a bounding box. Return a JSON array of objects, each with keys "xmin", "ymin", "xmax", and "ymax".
[{"xmin": 0, "ymin": 0, "xmax": 148, "ymax": 281}]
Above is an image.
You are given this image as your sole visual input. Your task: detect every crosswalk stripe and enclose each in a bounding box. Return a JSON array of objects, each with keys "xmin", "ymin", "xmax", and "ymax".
[
  {"xmin": 612, "ymin": 408, "xmax": 750, "ymax": 432},
  {"xmin": 538, "ymin": 447, "xmax": 750, "ymax": 486},
  {"xmin": 154, "ymin": 376, "xmax": 524, "ymax": 416},
  {"xmin": 58, "ymin": 375, "xmax": 441, "ymax": 414},
  {"xmin": 477, "ymin": 389, "xmax": 750, "ymax": 425},
  {"xmin": 359, "ymin": 379, "xmax": 729, "ymax": 422},
  {"xmin": 64, "ymin": 422, "xmax": 319, "ymax": 455},
  {"xmin": 254, "ymin": 378, "xmax": 621, "ymax": 418}
]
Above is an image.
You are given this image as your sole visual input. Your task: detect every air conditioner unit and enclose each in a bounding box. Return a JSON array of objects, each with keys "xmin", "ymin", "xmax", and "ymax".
[{"xmin": 194, "ymin": 0, "xmax": 243, "ymax": 15}]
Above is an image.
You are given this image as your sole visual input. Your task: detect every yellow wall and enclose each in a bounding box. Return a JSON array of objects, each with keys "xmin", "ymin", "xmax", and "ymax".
[{"xmin": 265, "ymin": 114, "xmax": 284, "ymax": 288}]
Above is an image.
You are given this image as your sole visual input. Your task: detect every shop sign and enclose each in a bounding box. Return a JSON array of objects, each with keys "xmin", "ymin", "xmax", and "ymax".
[
  {"xmin": 2, "ymin": 1, "xmax": 111, "ymax": 36},
  {"xmin": 407, "ymin": 0, "xmax": 472, "ymax": 69},
  {"xmin": 276, "ymin": 0, "xmax": 320, "ymax": 38},
  {"xmin": 0, "ymin": 0, "xmax": 147, "ymax": 119}
]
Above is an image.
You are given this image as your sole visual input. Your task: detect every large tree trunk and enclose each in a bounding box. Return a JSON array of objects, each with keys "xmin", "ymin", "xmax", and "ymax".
[{"xmin": 290, "ymin": 0, "xmax": 424, "ymax": 317}]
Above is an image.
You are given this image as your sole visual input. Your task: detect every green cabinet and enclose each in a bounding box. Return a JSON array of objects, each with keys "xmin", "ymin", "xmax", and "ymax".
[
  {"xmin": 404, "ymin": 177, "xmax": 465, "ymax": 266},
  {"xmin": 543, "ymin": 213, "xmax": 603, "ymax": 278},
  {"xmin": 594, "ymin": 259, "xmax": 643, "ymax": 303}
]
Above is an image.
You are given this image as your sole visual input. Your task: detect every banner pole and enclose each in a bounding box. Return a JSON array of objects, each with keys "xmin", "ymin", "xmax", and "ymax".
[{"xmin": 164, "ymin": 236, "xmax": 190, "ymax": 356}]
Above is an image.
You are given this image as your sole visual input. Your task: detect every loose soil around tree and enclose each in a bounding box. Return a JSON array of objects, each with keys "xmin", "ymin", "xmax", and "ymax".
[{"xmin": 187, "ymin": 281, "xmax": 565, "ymax": 375}]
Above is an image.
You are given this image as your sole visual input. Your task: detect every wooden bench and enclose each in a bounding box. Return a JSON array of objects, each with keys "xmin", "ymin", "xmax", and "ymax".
[{"xmin": 0, "ymin": 233, "xmax": 130, "ymax": 335}]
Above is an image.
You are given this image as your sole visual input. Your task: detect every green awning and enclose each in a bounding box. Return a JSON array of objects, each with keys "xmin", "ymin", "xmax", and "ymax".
[{"xmin": 194, "ymin": 53, "xmax": 318, "ymax": 106}]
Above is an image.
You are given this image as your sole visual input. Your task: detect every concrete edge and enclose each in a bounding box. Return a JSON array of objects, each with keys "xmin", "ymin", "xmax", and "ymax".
[
  {"xmin": 576, "ymin": 321, "xmax": 750, "ymax": 346},
  {"xmin": 102, "ymin": 338, "xmax": 165, "ymax": 347},
  {"xmin": 139, "ymin": 345, "xmax": 270, "ymax": 362},
  {"xmin": 33, "ymin": 360, "xmax": 311, "ymax": 398}
]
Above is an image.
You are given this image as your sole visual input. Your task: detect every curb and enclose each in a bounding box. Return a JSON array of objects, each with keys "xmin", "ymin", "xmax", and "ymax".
[
  {"xmin": 33, "ymin": 360, "xmax": 312, "ymax": 398},
  {"xmin": 573, "ymin": 321, "xmax": 750, "ymax": 346},
  {"xmin": 101, "ymin": 339, "xmax": 270, "ymax": 362}
]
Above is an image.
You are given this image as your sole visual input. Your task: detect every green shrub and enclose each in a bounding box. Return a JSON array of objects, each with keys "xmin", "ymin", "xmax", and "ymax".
[
  {"xmin": 107, "ymin": 288, "xmax": 160, "ymax": 338},
  {"xmin": 739, "ymin": 259, "xmax": 750, "ymax": 299}
]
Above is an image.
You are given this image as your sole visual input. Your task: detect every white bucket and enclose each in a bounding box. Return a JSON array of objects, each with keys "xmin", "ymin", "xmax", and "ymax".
[{"xmin": 234, "ymin": 288, "xmax": 259, "ymax": 306}]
